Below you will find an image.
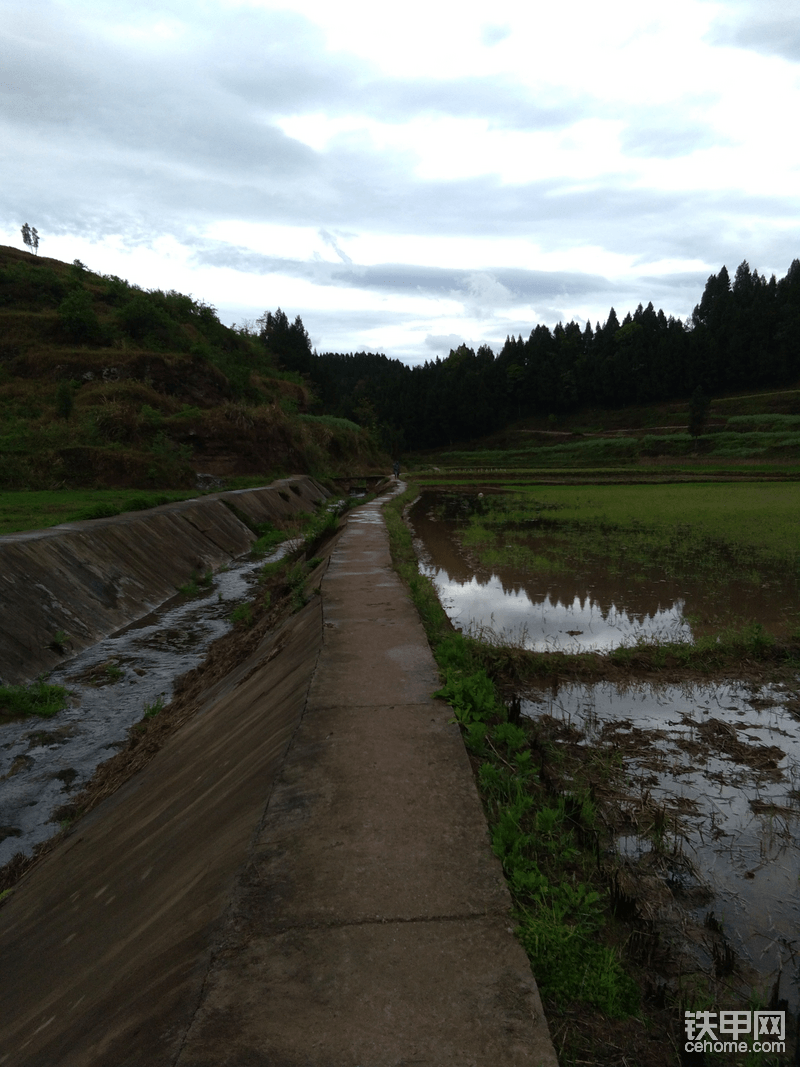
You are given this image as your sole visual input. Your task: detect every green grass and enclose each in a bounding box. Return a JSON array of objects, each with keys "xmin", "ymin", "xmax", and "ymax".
[
  {"xmin": 453, "ymin": 482, "xmax": 800, "ymax": 562},
  {"xmin": 0, "ymin": 488, "xmax": 200, "ymax": 534},
  {"xmin": 178, "ymin": 569, "xmax": 213, "ymax": 596},
  {"xmin": 0, "ymin": 679, "xmax": 69, "ymax": 721},
  {"xmin": 250, "ymin": 521, "xmax": 286, "ymax": 556},
  {"xmin": 229, "ymin": 601, "xmax": 254, "ymax": 626},
  {"xmin": 384, "ymin": 486, "xmax": 640, "ymax": 1020},
  {"xmin": 143, "ymin": 695, "xmax": 165, "ymax": 718}
]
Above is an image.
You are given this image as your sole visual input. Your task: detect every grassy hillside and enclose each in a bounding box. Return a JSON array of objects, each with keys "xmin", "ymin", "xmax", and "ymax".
[{"xmin": 0, "ymin": 245, "xmax": 386, "ymax": 490}]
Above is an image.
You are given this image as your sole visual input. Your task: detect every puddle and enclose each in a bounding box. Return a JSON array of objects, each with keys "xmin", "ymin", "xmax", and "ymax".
[
  {"xmin": 0, "ymin": 540, "xmax": 298, "ymax": 867},
  {"xmin": 522, "ymin": 680, "xmax": 800, "ymax": 1007},
  {"xmin": 408, "ymin": 491, "xmax": 789, "ymax": 650}
]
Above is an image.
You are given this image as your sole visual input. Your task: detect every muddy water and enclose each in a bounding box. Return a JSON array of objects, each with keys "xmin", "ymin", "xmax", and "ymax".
[
  {"xmin": 0, "ymin": 542, "xmax": 299, "ymax": 867},
  {"xmin": 524, "ymin": 680, "xmax": 800, "ymax": 1008}
]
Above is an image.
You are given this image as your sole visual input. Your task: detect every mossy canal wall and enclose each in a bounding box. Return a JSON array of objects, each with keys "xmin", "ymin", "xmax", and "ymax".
[{"xmin": 0, "ymin": 476, "xmax": 331, "ymax": 685}]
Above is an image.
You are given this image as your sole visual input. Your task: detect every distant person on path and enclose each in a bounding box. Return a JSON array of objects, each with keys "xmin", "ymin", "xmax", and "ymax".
[{"xmin": 392, "ymin": 460, "xmax": 400, "ymax": 481}]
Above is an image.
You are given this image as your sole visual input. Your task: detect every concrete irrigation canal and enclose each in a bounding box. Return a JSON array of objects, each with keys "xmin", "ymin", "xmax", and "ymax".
[{"xmin": 0, "ymin": 482, "xmax": 557, "ymax": 1067}]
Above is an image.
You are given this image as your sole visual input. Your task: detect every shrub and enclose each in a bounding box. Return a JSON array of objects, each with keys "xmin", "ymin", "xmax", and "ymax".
[
  {"xmin": 58, "ymin": 288, "xmax": 101, "ymax": 343},
  {"xmin": 117, "ymin": 294, "xmax": 187, "ymax": 350}
]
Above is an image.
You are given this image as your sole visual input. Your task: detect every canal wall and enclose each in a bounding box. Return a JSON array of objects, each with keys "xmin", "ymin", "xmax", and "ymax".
[
  {"xmin": 0, "ymin": 488, "xmax": 557, "ymax": 1066},
  {"xmin": 0, "ymin": 476, "xmax": 331, "ymax": 685}
]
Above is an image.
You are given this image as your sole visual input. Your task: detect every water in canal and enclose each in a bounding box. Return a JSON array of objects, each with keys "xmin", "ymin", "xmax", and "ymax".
[{"xmin": 0, "ymin": 541, "xmax": 298, "ymax": 868}]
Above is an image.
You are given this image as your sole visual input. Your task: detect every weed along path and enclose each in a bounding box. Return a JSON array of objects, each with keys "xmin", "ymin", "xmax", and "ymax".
[{"xmin": 0, "ymin": 488, "xmax": 557, "ymax": 1067}]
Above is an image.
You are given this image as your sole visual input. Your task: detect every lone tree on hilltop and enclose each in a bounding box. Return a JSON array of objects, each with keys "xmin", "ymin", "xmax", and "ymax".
[{"xmin": 21, "ymin": 223, "xmax": 40, "ymax": 255}]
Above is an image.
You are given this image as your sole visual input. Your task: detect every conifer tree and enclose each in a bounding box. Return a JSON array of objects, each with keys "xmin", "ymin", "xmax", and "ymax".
[
  {"xmin": 20, "ymin": 223, "xmax": 40, "ymax": 254},
  {"xmin": 688, "ymin": 385, "xmax": 709, "ymax": 440}
]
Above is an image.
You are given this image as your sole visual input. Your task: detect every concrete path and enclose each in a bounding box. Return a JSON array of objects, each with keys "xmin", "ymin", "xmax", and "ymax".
[
  {"xmin": 0, "ymin": 489, "xmax": 557, "ymax": 1066},
  {"xmin": 176, "ymin": 491, "xmax": 557, "ymax": 1067}
]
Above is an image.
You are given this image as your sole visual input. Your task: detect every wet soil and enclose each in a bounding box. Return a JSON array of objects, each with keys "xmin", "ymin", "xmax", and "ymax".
[{"xmin": 523, "ymin": 680, "xmax": 800, "ymax": 1011}]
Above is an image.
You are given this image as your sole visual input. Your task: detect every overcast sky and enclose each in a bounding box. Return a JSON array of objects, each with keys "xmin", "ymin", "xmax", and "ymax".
[{"xmin": 3, "ymin": 0, "xmax": 799, "ymax": 364}]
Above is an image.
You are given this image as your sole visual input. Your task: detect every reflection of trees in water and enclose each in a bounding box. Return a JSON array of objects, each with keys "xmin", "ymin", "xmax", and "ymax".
[
  {"xmin": 411, "ymin": 491, "xmax": 785, "ymax": 633},
  {"xmin": 495, "ymin": 571, "xmax": 682, "ymax": 624},
  {"xmin": 428, "ymin": 525, "xmax": 684, "ymax": 623}
]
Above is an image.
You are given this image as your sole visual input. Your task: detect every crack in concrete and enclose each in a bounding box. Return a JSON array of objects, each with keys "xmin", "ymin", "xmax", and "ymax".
[{"xmin": 180, "ymin": 512, "xmax": 244, "ymax": 557}]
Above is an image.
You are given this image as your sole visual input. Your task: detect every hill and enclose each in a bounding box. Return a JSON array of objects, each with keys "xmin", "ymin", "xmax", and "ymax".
[
  {"xmin": 0, "ymin": 245, "xmax": 386, "ymax": 491},
  {"xmin": 409, "ymin": 386, "xmax": 800, "ymax": 475}
]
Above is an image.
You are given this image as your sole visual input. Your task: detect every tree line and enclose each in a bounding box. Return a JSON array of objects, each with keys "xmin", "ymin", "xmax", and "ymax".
[{"xmin": 257, "ymin": 258, "xmax": 800, "ymax": 450}]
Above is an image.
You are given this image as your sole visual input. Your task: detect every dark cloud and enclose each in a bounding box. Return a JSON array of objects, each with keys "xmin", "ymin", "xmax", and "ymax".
[
  {"xmin": 192, "ymin": 247, "xmax": 615, "ymax": 306},
  {"xmin": 0, "ymin": 2, "xmax": 591, "ymax": 244}
]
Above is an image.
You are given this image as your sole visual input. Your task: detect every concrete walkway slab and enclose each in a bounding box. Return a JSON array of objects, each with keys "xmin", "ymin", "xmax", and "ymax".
[
  {"xmin": 177, "ymin": 491, "xmax": 557, "ymax": 1067},
  {"xmin": 236, "ymin": 702, "xmax": 511, "ymax": 925},
  {"xmin": 176, "ymin": 918, "xmax": 546, "ymax": 1067}
]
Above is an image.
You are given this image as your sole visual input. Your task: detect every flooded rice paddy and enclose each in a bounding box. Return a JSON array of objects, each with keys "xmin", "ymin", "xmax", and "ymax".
[
  {"xmin": 0, "ymin": 541, "xmax": 297, "ymax": 868},
  {"xmin": 524, "ymin": 680, "xmax": 800, "ymax": 1008},
  {"xmin": 409, "ymin": 491, "xmax": 788, "ymax": 652},
  {"xmin": 410, "ymin": 490, "xmax": 800, "ymax": 1006}
]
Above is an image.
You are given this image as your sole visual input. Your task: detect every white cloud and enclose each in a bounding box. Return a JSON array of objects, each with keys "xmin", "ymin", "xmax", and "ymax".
[
  {"xmin": 1, "ymin": 0, "xmax": 798, "ymax": 364},
  {"xmin": 462, "ymin": 272, "xmax": 514, "ymax": 316}
]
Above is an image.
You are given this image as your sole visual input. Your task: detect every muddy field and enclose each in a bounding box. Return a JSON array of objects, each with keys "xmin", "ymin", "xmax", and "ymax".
[{"xmin": 409, "ymin": 487, "xmax": 800, "ymax": 1026}]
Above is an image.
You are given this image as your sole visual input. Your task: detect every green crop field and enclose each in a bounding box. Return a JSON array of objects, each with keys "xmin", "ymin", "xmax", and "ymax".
[
  {"xmin": 475, "ymin": 481, "xmax": 799, "ymax": 560},
  {"xmin": 0, "ymin": 488, "xmax": 201, "ymax": 535}
]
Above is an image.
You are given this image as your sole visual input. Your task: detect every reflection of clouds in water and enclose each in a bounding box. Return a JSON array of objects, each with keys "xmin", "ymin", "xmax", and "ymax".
[
  {"xmin": 425, "ymin": 567, "xmax": 691, "ymax": 650},
  {"xmin": 522, "ymin": 680, "xmax": 800, "ymax": 1011}
]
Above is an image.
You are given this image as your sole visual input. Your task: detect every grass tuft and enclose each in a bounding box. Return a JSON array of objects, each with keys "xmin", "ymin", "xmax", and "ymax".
[{"xmin": 0, "ymin": 679, "xmax": 69, "ymax": 721}]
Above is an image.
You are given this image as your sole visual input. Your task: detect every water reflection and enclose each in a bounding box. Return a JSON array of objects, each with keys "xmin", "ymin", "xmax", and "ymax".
[
  {"xmin": 523, "ymin": 680, "xmax": 800, "ymax": 1008},
  {"xmin": 410, "ymin": 494, "xmax": 692, "ymax": 651}
]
